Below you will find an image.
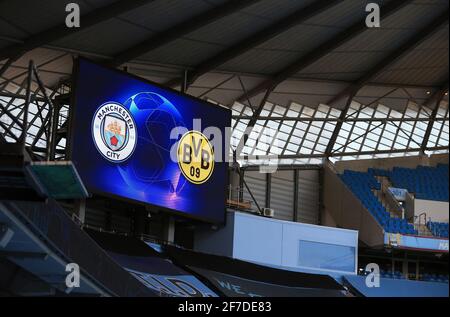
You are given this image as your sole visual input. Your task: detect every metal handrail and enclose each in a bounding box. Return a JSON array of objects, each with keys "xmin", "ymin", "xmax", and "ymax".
[{"xmin": 417, "ymin": 212, "xmax": 427, "ymax": 226}]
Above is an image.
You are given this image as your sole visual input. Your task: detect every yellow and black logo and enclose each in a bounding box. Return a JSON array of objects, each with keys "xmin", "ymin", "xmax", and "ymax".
[{"xmin": 177, "ymin": 130, "xmax": 214, "ymax": 184}]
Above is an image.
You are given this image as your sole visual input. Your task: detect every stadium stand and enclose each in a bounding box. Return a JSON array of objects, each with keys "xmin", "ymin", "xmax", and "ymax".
[
  {"xmin": 427, "ymin": 221, "xmax": 449, "ymax": 238},
  {"xmin": 380, "ymin": 270, "xmax": 406, "ymax": 280},
  {"xmin": 359, "ymin": 269, "xmax": 405, "ymax": 280},
  {"xmin": 389, "ymin": 164, "xmax": 449, "ymax": 202},
  {"xmin": 339, "ymin": 170, "xmax": 417, "ymax": 235},
  {"xmin": 359, "ymin": 269, "xmax": 449, "ymax": 284},
  {"xmin": 340, "ymin": 165, "xmax": 449, "ymax": 237},
  {"xmin": 344, "ymin": 275, "xmax": 449, "ymax": 297},
  {"xmin": 421, "ymin": 273, "xmax": 449, "ymax": 283},
  {"xmin": 367, "ymin": 164, "xmax": 449, "ymax": 203}
]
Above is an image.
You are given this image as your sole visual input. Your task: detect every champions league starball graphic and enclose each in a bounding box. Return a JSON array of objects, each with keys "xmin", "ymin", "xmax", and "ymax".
[{"xmin": 118, "ymin": 92, "xmax": 188, "ymax": 195}]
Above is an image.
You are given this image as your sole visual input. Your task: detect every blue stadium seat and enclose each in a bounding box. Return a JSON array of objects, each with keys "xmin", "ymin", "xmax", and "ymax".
[
  {"xmin": 389, "ymin": 165, "xmax": 449, "ymax": 202},
  {"xmin": 340, "ymin": 165, "xmax": 449, "ymax": 238},
  {"xmin": 427, "ymin": 221, "xmax": 449, "ymax": 238},
  {"xmin": 340, "ymin": 170, "xmax": 416, "ymax": 236}
]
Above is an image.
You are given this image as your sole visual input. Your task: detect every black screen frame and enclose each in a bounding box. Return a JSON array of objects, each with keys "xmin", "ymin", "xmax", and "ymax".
[{"xmin": 68, "ymin": 56, "xmax": 230, "ymax": 225}]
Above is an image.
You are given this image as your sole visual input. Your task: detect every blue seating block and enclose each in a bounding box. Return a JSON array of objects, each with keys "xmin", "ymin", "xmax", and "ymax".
[
  {"xmin": 390, "ymin": 165, "xmax": 449, "ymax": 202},
  {"xmin": 427, "ymin": 221, "xmax": 449, "ymax": 238},
  {"xmin": 341, "ymin": 165, "xmax": 449, "ymax": 238}
]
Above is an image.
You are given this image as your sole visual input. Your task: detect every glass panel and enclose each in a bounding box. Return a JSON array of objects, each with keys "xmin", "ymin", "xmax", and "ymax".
[{"xmin": 298, "ymin": 240, "xmax": 355, "ymax": 273}]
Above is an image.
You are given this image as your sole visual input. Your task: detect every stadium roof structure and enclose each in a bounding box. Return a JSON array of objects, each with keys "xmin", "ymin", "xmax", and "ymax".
[{"xmin": 0, "ymin": 0, "xmax": 448, "ymax": 166}]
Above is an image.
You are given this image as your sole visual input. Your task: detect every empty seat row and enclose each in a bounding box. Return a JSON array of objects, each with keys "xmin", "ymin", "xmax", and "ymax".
[
  {"xmin": 389, "ymin": 165, "xmax": 449, "ymax": 202},
  {"xmin": 421, "ymin": 273, "xmax": 449, "ymax": 283},
  {"xmin": 427, "ymin": 221, "xmax": 449, "ymax": 238},
  {"xmin": 360, "ymin": 270, "xmax": 449, "ymax": 283},
  {"xmin": 340, "ymin": 170, "xmax": 417, "ymax": 235}
]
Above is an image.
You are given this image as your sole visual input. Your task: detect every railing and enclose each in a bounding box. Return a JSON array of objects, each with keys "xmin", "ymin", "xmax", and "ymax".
[
  {"xmin": 374, "ymin": 176, "xmax": 404, "ymax": 218},
  {"xmin": 416, "ymin": 212, "xmax": 427, "ymax": 226},
  {"xmin": 227, "ymin": 185, "xmax": 255, "ymax": 212},
  {"xmin": 384, "ymin": 185, "xmax": 405, "ymax": 216},
  {"xmin": 3, "ymin": 199, "xmax": 156, "ymax": 296},
  {"xmin": 413, "ymin": 212, "xmax": 434, "ymax": 236},
  {"xmin": 139, "ymin": 233, "xmax": 183, "ymax": 249}
]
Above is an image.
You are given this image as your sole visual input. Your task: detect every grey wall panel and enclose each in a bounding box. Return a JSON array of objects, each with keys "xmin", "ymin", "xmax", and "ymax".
[
  {"xmin": 111, "ymin": 213, "xmax": 132, "ymax": 233},
  {"xmin": 242, "ymin": 168, "xmax": 320, "ymax": 224},
  {"xmin": 297, "ymin": 170, "xmax": 320, "ymax": 224},
  {"xmin": 85, "ymin": 208, "xmax": 106, "ymax": 229},
  {"xmin": 243, "ymin": 171, "xmax": 267, "ymax": 212},
  {"xmin": 271, "ymin": 170, "xmax": 294, "ymax": 221}
]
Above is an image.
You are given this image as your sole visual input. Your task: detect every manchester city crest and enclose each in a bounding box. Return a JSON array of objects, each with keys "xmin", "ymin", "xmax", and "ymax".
[{"xmin": 92, "ymin": 102, "xmax": 137, "ymax": 163}]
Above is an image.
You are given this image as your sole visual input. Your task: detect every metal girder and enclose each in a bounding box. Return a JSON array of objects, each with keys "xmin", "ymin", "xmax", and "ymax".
[
  {"xmin": 327, "ymin": 11, "xmax": 449, "ymax": 107},
  {"xmin": 0, "ymin": 59, "xmax": 57, "ymax": 155},
  {"xmin": 0, "ymin": 58, "xmax": 13, "ymax": 78},
  {"xmin": 232, "ymin": 116, "xmax": 450, "ymax": 122},
  {"xmin": 324, "ymin": 91, "xmax": 357, "ymax": 155},
  {"xmin": 20, "ymin": 61, "xmax": 33, "ymax": 144},
  {"xmin": 233, "ymin": 0, "xmax": 414, "ymax": 104},
  {"xmin": 234, "ymin": 0, "xmax": 415, "ymax": 158},
  {"xmin": 324, "ymin": 11, "xmax": 449, "ymax": 156},
  {"xmin": 0, "ymin": 52, "xmax": 68, "ymax": 91},
  {"xmin": 165, "ymin": 0, "xmax": 343, "ymax": 87},
  {"xmin": 331, "ymin": 122, "xmax": 385, "ymax": 154},
  {"xmin": 109, "ymin": 0, "xmax": 262, "ymax": 68},
  {"xmin": 237, "ymin": 87, "xmax": 273, "ymax": 156},
  {"xmin": 0, "ymin": 0, "xmax": 155, "ymax": 62},
  {"xmin": 240, "ymin": 146, "xmax": 448, "ymax": 161},
  {"xmin": 420, "ymin": 82, "xmax": 449, "ymax": 153}
]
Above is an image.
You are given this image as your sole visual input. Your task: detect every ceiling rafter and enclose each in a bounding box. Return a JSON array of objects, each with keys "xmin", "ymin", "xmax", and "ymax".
[
  {"xmin": 0, "ymin": 0, "xmax": 156, "ymax": 64},
  {"xmin": 235, "ymin": 0, "xmax": 416, "ymax": 157},
  {"xmin": 324, "ymin": 11, "xmax": 449, "ymax": 156},
  {"xmin": 233, "ymin": 0, "xmax": 415, "ymax": 106},
  {"xmin": 108, "ymin": 0, "xmax": 262, "ymax": 68},
  {"xmin": 420, "ymin": 81, "xmax": 449, "ymax": 153},
  {"xmin": 164, "ymin": 0, "xmax": 343, "ymax": 87}
]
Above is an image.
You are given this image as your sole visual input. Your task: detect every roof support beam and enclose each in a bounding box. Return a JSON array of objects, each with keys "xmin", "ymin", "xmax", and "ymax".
[
  {"xmin": 324, "ymin": 91, "xmax": 358, "ymax": 155},
  {"xmin": 165, "ymin": 0, "xmax": 343, "ymax": 87},
  {"xmin": 0, "ymin": 0, "xmax": 156, "ymax": 63},
  {"xmin": 0, "ymin": 58, "xmax": 13, "ymax": 78},
  {"xmin": 239, "ymin": 146, "xmax": 448, "ymax": 162},
  {"xmin": 108, "ymin": 0, "xmax": 262, "ymax": 68},
  {"xmin": 234, "ymin": 0, "xmax": 413, "ymax": 157},
  {"xmin": 233, "ymin": 0, "xmax": 414, "ymax": 105},
  {"xmin": 236, "ymin": 87, "xmax": 273, "ymax": 156},
  {"xmin": 231, "ymin": 116, "xmax": 448, "ymax": 123},
  {"xmin": 325, "ymin": 11, "xmax": 449, "ymax": 156},
  {"xmin": 327, "ymin": 12, "xmax": 449, "ymax": 107},
  {"xmin": 420, "ymin": 82, "xmax": 449, "ymax": 153},
  {"xmin": 234, "ymin": 0, "xmax": 416, "ymax": 157}
]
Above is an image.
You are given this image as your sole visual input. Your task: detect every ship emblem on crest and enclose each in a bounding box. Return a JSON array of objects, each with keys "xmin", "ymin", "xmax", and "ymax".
[{"xmin": 102, "ymin": 114, "xmax": 128, "ymax": 151}]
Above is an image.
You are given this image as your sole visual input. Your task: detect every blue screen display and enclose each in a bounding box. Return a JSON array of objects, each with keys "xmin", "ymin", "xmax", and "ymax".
[{"xmin": 70, "ymin": 58, "xmax": 230, "ymax": 224}]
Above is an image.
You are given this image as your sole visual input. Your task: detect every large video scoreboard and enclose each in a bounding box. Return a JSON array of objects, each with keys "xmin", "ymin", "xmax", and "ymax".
[{"xmin": 70, "ymin": 58, "xmax": 230, "ymax": 224}]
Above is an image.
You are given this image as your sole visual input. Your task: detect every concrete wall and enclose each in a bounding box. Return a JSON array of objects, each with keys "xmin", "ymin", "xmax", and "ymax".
[
  {"xmin": 194, "ymin": 211, "xmax": 358, "ymax": 275},
  {"xmin": 404, "ymin": 192, "xmax": 415, "ymax": 222},
  {"xmin": 334, "ymin": 153, "xmax": 449, "ymax": 173},
  {"xmin": 323, "ymin": 164, "xmax": 385, "ymax": 248},
  {"xmin": 194, "ymin": 214, "xmax": 235, "ymax": 258},
  {"xmin": 429, "ymin": 153, "xmax": 450, "ymax": 166},
  {"xmin": 321, "ymin": 208, "xmax": 338, "ymax": 228},
  {"xmin": 233, "ymin": 213, "xmax": 284, "ymax": 266},
  {"xmin": 414, "ymin": 199, "xmax": 449, "ymax": 223}
]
